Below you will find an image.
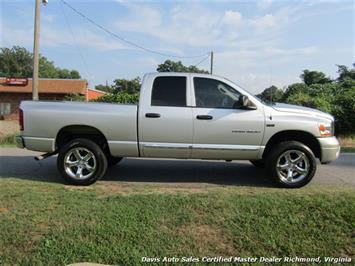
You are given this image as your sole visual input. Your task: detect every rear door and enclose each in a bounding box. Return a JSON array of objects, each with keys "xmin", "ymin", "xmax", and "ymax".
[{"xmin": 139, "ymin": 75, "xmax": 193, "ymax": 158}]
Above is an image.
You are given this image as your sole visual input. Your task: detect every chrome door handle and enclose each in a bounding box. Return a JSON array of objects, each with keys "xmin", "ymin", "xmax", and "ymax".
[
  {"xmin": 145, "ymin": 113, "xmax": 161, "ymax": 118},
  {"xmin": 196, "ymin": 115, "xmax": 213, "ymax": 120}
]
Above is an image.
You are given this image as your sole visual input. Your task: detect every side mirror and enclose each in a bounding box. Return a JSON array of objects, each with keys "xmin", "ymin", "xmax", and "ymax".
[{"xmin": 234, "ymin": 95, "xmax": 257, "ymax": 110}]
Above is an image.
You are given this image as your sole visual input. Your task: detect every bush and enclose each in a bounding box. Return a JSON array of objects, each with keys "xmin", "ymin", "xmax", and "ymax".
[
  {"xmin": 286, "ymin": 92, "xmax": 333, "ymax": 114},
  {"xmin": 92, "ymin": 92, "xmax": 139, "ymax": 104},
  {"xmin": 332, "ymin": 88, "xmax": 355, "ymax": 134},
  {"xmin": 0, "ymin": 133, "xmax": 17, "ymax": 146},
  {"xmin": 64, "ymin": 93, "xmax": 85, "ymax": 102}
]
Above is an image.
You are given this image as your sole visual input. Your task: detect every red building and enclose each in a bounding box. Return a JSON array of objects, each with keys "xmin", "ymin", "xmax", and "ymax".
[
  {"xmin": 0, "ymin": 77, "xmax": 105, "ymax": 120},
  {"xmin": 86, "ymin": 88, "xmax": 107, "ymax": 101}
]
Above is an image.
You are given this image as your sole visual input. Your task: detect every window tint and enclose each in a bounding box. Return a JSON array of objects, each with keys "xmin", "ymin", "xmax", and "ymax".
[
  {"xmin": 151, "ymin": 76, "xmax": 187, "ymax": 107},
  {"xmin": 194, "ymin": 77, "xmax": 242, "ymax": 109}
]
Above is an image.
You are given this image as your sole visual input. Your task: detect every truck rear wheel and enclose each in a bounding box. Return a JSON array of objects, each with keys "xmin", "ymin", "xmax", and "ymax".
[
  {"xmin": 267, "ymin": 141, "xmax": 317, "ymax": 188},
  {"xmin": 57, "ymin": 138, "xmax": 107, "ymax": 185}
]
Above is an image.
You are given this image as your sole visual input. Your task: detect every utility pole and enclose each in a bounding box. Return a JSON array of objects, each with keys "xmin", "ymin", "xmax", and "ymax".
[
  {"xmin": 32, "ymin": 0, "xmax": 48, "ymax": 100},
  {"xmin": 210, "ymin": 51, "xmax": 214, "ymax": 75},
  {"xmin": 270, "ymin": 66, "xmax": 273, "ymax": 103},
  {"xmin": 32, "ymin": 0, "xmax": 41, "ymax": 100}
]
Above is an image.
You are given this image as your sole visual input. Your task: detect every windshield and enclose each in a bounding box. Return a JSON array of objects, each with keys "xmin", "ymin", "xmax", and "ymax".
[
  {"xmin": 222, "ymin": 77, "xmax": 267, "ymax": 105},
  {"xmin": 254, "ymin": 95, "xmax": 275, "ymax": 106}
]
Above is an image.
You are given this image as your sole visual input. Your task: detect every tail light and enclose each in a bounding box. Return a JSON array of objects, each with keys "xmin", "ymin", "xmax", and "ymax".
[{"xmin": 19, "ymin": 109, "xmax": 24, "ymax": 131}]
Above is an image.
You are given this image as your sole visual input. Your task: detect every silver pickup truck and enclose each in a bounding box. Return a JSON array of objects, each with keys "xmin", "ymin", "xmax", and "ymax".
[{"xmin": 16, "ymin": 72, "xmax": 340, "ymax": 187}]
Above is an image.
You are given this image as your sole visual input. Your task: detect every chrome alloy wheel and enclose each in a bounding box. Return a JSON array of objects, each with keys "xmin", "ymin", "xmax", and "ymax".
[
  {"xmin": 64, "ymin": 147, "xmax": 97, "ymax": 179},
  {"xmin": 276, "ymin": 150, "xmax": 310, "ymax": 184}
]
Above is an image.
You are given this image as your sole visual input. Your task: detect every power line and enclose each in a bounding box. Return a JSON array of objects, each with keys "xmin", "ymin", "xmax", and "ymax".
[
  {"xmin": 60, "ymin": 0, "xmax": 209, "ymax": 59},
  {"xmin": 59, "ymin": 0, "xmax": 94, "ymax": 85},
  {"xmin": 194, "ymin": 54, "xmax": 210, "ymax": 67}
]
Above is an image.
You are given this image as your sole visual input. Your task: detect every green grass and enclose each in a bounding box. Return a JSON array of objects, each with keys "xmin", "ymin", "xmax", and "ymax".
[
  {"xmin": 341, "ymin": 147, "xmax": 355, "ymax": 153},
  {"xmin": 0, "ymin": 133, "xmax": 17, "ymax": 146},
  {"xmin": 0, "ymin": 179, "xmax": 354, "ymax": 265}
]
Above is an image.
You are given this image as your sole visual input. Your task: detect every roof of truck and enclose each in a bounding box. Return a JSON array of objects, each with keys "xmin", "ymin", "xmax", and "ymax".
[{"xmin": 144, "ymin": 72, "xmax": 219, "ymax": 77}]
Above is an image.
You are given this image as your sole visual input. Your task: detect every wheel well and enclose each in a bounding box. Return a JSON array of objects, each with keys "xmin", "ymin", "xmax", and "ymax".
[
  {"xmin": 56, "ymin": 125, "xmax": 111, "ymax": 155},
  {"xmin": 263, "ymin": 130, "xmax": 321, "ymax": 159}
]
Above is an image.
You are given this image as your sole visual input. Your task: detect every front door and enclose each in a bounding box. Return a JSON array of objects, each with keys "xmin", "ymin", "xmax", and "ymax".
[
  {"xmin": 191, "ymin": 77, "xmax": 265, "ymax": 159},
  {"xmin": 139, "ymin": 75, "xmax": 193, "ymax": 158}
]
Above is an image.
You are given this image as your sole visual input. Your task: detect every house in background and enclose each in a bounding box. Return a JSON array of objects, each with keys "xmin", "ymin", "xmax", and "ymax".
[
  {"xmin": 0, "ymin": 77, "xmax": 105, "ymax": 120},
  {"xmin": 86, "ymin": 88, "xmax": 107, "ymax": 101}
]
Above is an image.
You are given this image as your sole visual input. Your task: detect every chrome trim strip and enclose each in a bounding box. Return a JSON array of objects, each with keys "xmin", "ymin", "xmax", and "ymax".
[
  {"xmin": 143, "ymin": 142, "xmax": 192, "ymax": 149},
  {"xmin": 108, "ymin": 140, "xmax": 137, "ymax": 145},
  {"xmin": 193, "ymin": 144, "xmax": 263, "ymax": 151},
  {"xmin": 25, "ymin": 136, "xmax": 54, "ymax": 141},
  {"xmin": 142, "ymin": 142, "xmax": 263, "ymax": 151}
]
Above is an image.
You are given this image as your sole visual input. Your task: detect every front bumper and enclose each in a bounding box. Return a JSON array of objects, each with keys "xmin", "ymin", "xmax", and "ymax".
[
  {"xmin": 15, "ymin": 135, "xmax": 25, "ymax": 149},
  {"xmin": 317, "ymin": 136, "xmax": 340, "ymax": 163}
]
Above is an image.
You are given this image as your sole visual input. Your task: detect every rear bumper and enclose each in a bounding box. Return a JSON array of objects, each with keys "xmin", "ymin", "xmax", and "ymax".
[
  {"xmin": 317, "ymin": 136, "xmax": 340, "ymax": 163},
  {"xmin": 15, "ymin": 135, "xmax": 25, "ymax": 149},
  {"xmin": 16, "ymin": 135, "xmax": 55, "ymax": 152}
]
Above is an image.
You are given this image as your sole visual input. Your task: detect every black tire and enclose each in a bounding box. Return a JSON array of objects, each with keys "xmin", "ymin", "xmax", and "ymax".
[
  {"xmin": 266, "ymin": 141, "xmax": 317, "ymax": 188},
  {"xmin": 106, "ymin": 155, "xmax": 123, "ymax": 168},
  {"xmin": 57, "ymin": 138, "xmax": 108, "ymax": 185},
  {"xmin": 250, "ymin": 159, "xmax": 265, "ymax": 168}
]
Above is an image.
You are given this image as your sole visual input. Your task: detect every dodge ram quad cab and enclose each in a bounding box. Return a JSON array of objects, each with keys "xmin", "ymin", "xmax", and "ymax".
[{"xmin": 16, "ymin": 72, "xmax": 340, "ymax": 187}]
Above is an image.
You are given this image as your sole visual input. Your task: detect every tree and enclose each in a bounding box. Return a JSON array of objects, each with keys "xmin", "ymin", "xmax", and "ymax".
[
  {"xmin": 333, "ymin": 87, "xmax": 355, "ymax": 133},
  {"xmin": 112, "ymin": 77, "xmax": 141, "ymax": 94},
  {"xmin": 256, "ymin": 85, "xmax": 284, "ymax": 103},
  {"xmin": 92, "ymin": 92, "xmax": 139, "ymax": 104},
  {"xmin": 336, "ymin": 64, "xmax": 355, "ymax": 82},
  {"xmin": 282, "ymin": 83, "xmax": 308, "ymax": 101},
  {"xmin": 95, "ymin": 84, "xmax": 113, "ymax": 93},
  {"xmin": 300, "ymin": 69, "xmax": 332, "ymax": 86},
  {"xmin": 286, "ymin": 90, "xmax": 333, "ymax": 114},
  {"xmin": 93, "ymin": 77, "xmax": 141, "ymax": 104},
  {"xmin": 157, "ymin": 60, "xmax": 209, "ymax": 74},
  {"xmin": 278, "ymin": 65, "xmax": 355, "ymax": 134},
  {"xmin": 0, "ymin": 46, "xmax": 32, "ymax": 77},
  {"xmin": 0, "ymin": 46, "xmax": 81, "ymax": 79}
]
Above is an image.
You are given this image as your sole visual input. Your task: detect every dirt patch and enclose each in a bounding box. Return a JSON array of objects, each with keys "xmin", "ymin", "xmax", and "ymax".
[
  {"xmin": 64, "ymin": 186, "xmax": 94, "ymax": 192},
  {"xmin": 67, "ymin": 263, "xmax": 112, "ymax": 266},
  {"xmin": 147, "ymin": 186, "xmax": 210, "ymax": 194},
  {"xmin": 95, "ymin": 182, "xmax": 217, "ymax": 197},
  {"xmin": 177, "ymin": 224, "xmax": 236, "ymax": 255},
  {"xmin": 0, "ymin": 207, "xmax": 9, "ymax": 213},
  {"xmin": 96, "ymin": 183, "xmax": 138, "ymax": 197},
  {"xmin": 40, "ymin": 187, "xmax": 56, "ymax": 193},
  {"xmin": 30, "ymin": 223, "xmax": 49, "ymax": 242}
]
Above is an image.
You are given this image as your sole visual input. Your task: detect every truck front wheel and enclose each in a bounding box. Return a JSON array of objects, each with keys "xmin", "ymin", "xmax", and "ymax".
[
  {"xmin": 267, "ymin": 141, "xmax": 317, "ymax": 188},
  {"xmin": 57, "ymin": 138, "xmax": 108, "ymax": 185}
]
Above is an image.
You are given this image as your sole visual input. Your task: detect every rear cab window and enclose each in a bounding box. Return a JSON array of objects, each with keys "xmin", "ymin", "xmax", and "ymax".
[{"xmin": 151, "ymin": 76, "xmax": 187, "ymax": 107}]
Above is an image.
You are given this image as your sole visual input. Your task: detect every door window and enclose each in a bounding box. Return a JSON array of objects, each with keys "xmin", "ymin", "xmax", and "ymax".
[
  {"xmin": 151, "ymin": 76, "xmax": 187, "ymax": 107},
  {"xmin": 194, "ymin": 77, "xmax": 242, "ymax": 108}
]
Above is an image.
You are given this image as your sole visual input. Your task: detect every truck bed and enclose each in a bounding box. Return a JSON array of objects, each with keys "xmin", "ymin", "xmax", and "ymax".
[{"xmin": 20, "ymin": 101, "xmax": 139, "ymax": 157}]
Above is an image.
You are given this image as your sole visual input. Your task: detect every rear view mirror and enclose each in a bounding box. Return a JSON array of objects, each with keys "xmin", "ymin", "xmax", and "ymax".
[{"xmin": 234, "ymin": 95, "xmax": 257, "ymax": 110}]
